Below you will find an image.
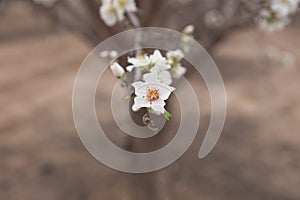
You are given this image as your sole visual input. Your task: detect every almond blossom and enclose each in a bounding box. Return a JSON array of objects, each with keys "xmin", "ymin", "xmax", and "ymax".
[
  {"xmin": 126, "ymin": 50, "xmax": 171, "ymax": 72},
  {"xmin": 126, "ymin": 54, "xmax": 151, "ymax": 72},
  {"xmin": 256, "ymin": 0, "xmax": 299, "ymax": 32},
  {"xmin": 271, "ymin": 0, "xmax": 299, "ymax": 18},
  {"xmin": 100, "ymin": 0, "xmax": 137, "ymax": 26},
  {"xmin": 181, "ymin": 25, "xmax": 195, "ymax": 52},
  {"xmin": 143, "ymin": 70, "xmax": 172, "ymax": 85},
  {"xmin": 257, "ymin": 9, "xmax": 291, "ymax": 32},
  {"xmin": 182, "ymin": 25, "xmax": 195, "ymax": 35},
  {"xmin": 132, "ymin": 81, "xmax": 175, "ymax": 114},
  {"xmin": 110, "ymin": 62, "xmax": 125, "ymax": 78},
  {"xmin": 167, "ymin": 49, "xmax": 187, "ymax": 78},
  {"xmin": 149, "ymin": 50, "xmax": 171, "ymax": 71}
]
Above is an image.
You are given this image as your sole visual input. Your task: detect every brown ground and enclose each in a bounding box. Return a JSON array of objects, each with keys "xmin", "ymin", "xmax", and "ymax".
[{"xmin": 1, "ymin": 2, "xmax": 300, "ymax": 200}]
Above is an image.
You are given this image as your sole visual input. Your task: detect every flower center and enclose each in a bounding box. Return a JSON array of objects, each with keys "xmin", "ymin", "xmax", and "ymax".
[
  {"xmin": 146, "ymin": 87, "xmax": 160, "ymax": 102},
  {"xmin": 108, "ymin": 6, "xmax": 116, "ymax": 14},
  {"xmin": 119, "ymin": 0, "xmax": 126, "ymax": 9}
]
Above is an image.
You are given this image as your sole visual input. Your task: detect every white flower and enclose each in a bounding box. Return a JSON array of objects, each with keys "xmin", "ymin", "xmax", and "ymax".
[
  {"xmin": 100, "ymin": 2, "xmax": 123, "ymax": 26},
  {"xmin": 149, "ymin": 50, "xmax": 171, "ymax": 72},
  {"xmin": 132, "ymin": 81, "xmax": 175, "ymax": 113},
  {"xmin": 100, "ymin": 50, "xmax": 119, "ymax": 59},
  {"xmin": 126, "ymin": 54, "xmax": 151, "ymax": 72},
  {"xmin": 99, "ymin": 0, "xmax": 137, "ymax": 26},
  {"xmin": 271, "ymin": 1, "xmax": 291, "ymax": 17},
  {"xmin": 109, "ymin": 50, "xmax": 119, "ymax": 59},
  {"xmin": 181, "ymin": 26, "xmax": 195, "ymax": 52},
  {"xmin": 110, "ymin": 62, "xmax": 125, "ymax": 78},
  {"xmin": 126, "ymin": 50, "xmax": 171, "ymax": 72},
  {"xmin": 257, "ymin": 9, "xmax": 291, "ymax": 32},
  {"xmin": 167, "ymin": 49, "xmax": 186, "ymax": 79},
  {"xmin": 100, "ymin": 50, "xmax": 110, "ymax": 58},
  {"xmin": 172, "ymin": 65, "xmax": 187, "ymax": 79},
  {"xmin": 114, "ymin": 0, "xmax": 137, "ymax": 12},
  {"xmin": 271, "ymin": 0, "xmax": 299, "ymax": 17},
  {"xmin": 143, "ymin": 70, "xmax": 172, "ymax": 85},
  {"xmin": 166, "ymin": 49, "xmax": 184, "ymax": 64}
]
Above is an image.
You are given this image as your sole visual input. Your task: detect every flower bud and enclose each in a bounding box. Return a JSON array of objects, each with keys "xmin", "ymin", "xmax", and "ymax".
[
  {"xmin": 183, "ymin": 25, "xmax": 194, "ymax": 35},
  {"xmin": 110, "ymin": 62, "xmax": 125, "ymax": 78},
  {"xmin": 100, "ymin": 50, "xmax": 109, "ymax": 58},
  {"xmin": 109, "ymin": 50, "xmax": 118, "ymax": 59}
]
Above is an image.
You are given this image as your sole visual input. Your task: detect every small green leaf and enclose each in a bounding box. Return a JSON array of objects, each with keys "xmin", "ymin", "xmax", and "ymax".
[
  {"xmin": 121, "ymin": 96, "xmax": 130, "ymax": 102},
  {"xmin": 164, "ymin": 110, "xmax": 172, "ymax": 121}
]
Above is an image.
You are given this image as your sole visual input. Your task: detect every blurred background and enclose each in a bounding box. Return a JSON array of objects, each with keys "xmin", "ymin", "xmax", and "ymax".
[{"xmin": 1, "ymin": 0, "xmax": 300, "ymax": 199}]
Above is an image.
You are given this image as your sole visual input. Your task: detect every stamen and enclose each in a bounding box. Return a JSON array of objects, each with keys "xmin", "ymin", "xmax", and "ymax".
[{"xmin": 146, "ymin": 87, "xmax": 160, "ymax": 102}]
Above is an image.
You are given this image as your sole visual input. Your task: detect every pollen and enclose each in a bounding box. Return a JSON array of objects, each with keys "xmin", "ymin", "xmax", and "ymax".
[
  {"xmin": 146, "ymin": 87, "xmax": 160, "ymax": 102},
  {"xmin": 108, "ymin": 6, "xmax": 116, "ymax": 14},
  {"xmin": 119, "ymin": 0, "xmax": 126, "ymax": 8}
]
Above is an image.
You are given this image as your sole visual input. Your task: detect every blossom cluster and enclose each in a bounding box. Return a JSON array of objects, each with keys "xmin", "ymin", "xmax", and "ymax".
[
  {"xmin": 181, "ymin": 25, "xmax": 195, "ymax": 52},
  {"xmin": 108, "ymin": 49, "xmax": 187, "ymax": 120},
  {"xmin": 100, "ymin": 0, "xmax": 137, "ymax": 26},
  {"xmin": 256, "ymin": 0, "xmax": 299, "ymax": 32}
]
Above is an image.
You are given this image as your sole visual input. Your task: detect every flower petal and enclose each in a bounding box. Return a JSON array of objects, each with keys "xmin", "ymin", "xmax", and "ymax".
[
  {"xmin": 158, "ymin": 84, "xmax": 175, "ymax": 100},
  {"xmin": 132, "ymin": 81, "xmax": 147, "ymax": 97},
  {"xmin": 100, "ymin": 4, "xmax": 117, "ymax": 26},
  {"xmin": 126, "ymin": 65, "xmax": 135, "ymax": 72},
  {"xmin": 132, "ymin": 96, "xmax": 150, "ymax": 111},
  {"xmin": 172, "ymin": 65, "xmax": 186, "ymax": 79},
  {"xmin": 143, "ymin": 72, "xmax": 157, "ymax": 82},
  {"xmin": 159, "ymin": 70, "xmax": 172, "ymax": 85},
  {"xmin": 132, "ymin": 81, "xmax": 144, "ymax": 89},
  {"xmin": 167, "ymin": 49, "xmax": 184, "ymax": 61},
  {"xmin": 125, "ymin": 0, "xmax": 137, "ymax": 12},
  {"xmin": 150, "ymin": 99, "xmax": 166, "ymax": 113},
  {"xmin": 150, "ymin": 63, "xmax": 171, "ymax": 72},
  {"xmin": 128, "ymin": 57, "xmax": 138, "ymax": 65},
  {"xmin": 150, "ymin": 50, "xmax": 163, "ymax": 63}
]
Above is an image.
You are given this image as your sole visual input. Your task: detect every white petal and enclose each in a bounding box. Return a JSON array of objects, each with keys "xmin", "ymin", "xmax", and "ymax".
[
  {"xmin": 149, "ymin": 50, "xmax": 168, "ymax": 68},
  {"xmin": 128, "ymin": 57, "xmax": 149, "ymax": 66},
  {"xmin": 150, "ymin": 50, "xmax": 163, "ymax": 62},
  {"xmin": 271, "ymin": 3, "xmax": 290, "ymax": 17},
  {"xmin": 132, "ymin": 81, "xmax": 144, "ymax": 89},
  {"xmin": 167, "ymin": 49, "xmax": 184, "ymax": 60},
  {"xmin": 109, "ymin": 50, "xmax": 118, "ymax": 58},
  {"xmin": 126, "ymin": 65, "xmax": 135, "ymax": 72},
  {"xmin": 143, "ymin": 72, "xmax": 157, "ymax": 82},
  {"xmin": 132, "ymin": 82, "xmax": 147, "ymax": 97},
  {"xmin": 172, "ymin": 65, "xmax": 186, "ymax": 79},
  {"xmin": 116, "ymin": 7, "xmax": 125, "ymax": 21},
  {"xmin": 158, "ymin": 84, "xmax": 175, "ymax": 100},
  {"xmin": 132, "ymin": 96, "xmax": 150, "ymax": 111},
  {"xmin": 100, "ymin": 50, "xmax": 109, "ymax": 58},
  {"xmin": 100, "ymin": 4, "xmax": 117, "ymax": 26},
  {"xmin": 159, "ymin": 70, "xmax": 172, "ymax": 85},
  {"xmin": 143, "ymin": 71, "xmax": 172, "ymax": 85},
  {"xmin": 183, "ymin": 25, "xmax": 194, "ymax": 35},
  {"xmin": 128, "ymin": 57, "xmax": 137, "ymax": 65},
  {"xmin": 112, "ymin": 0, "xmax": 126, "ymax": 21},
  {"xmin": 150, "ymin": 63, "xmax": 171, "ymax": 72},
  {"xmin": 150, "ymin": 99, "xmax": 166, "ymax": 113},
  {"xmin": 125, "ymin": 0, "xmax": 137, "ymax": 12},
  {"xmin": 110, "ymin": 62, "xmax": 124, "ymax": 77}
]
